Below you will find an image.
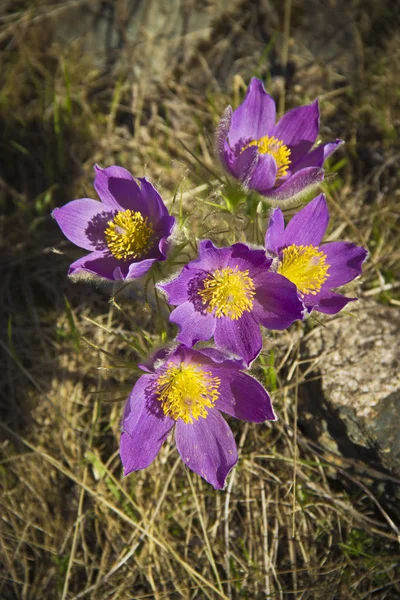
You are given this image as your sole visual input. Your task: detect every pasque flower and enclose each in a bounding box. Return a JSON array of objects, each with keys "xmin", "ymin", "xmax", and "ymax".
[
  {"xmin": 216, "ymin": 78, "xmax": 343, "ymax": 202},
  {"xmin": 265, "ymin": 194, "xmax": 368, "ymax": 314},
  {"xmin": 52, "ymin": 165, "xmax": 175, "ymax": 280},
  {"xmin": 120, "ymin": 344, "xmax": 276, "ymax": 489},
  {"xmin": 158, "ymin": 240, "xmax": 303, "ymax": 365}
]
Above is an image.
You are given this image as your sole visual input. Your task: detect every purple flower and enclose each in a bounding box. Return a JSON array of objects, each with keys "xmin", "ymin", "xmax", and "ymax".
[
  {"xmin": 52, "ymin": 165, "xmax": 175, "ymax": 280},
  {"xmin": 217, "ymin": 78, "xmax": 343, "ymax": 202},
  {"xmin": 158, "ymin": 240, "xmax": 303, "ymax": 365},
  {"xmin": 265, "ymin": 194, "xmax": 368, "ymax": 314},
  {"xmin": 120, "ymin": 344, "xmax": 276, "ymax": 489}
]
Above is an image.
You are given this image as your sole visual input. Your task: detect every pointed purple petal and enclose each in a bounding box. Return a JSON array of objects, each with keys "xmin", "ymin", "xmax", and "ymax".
[
  {"xmin": 265, "ymin": 167, "xmax": 324, "ymax": 202},
  {"xmin": 310, "ymin": 291, "xmax": 357, "ymax": 315},
  {"xmin": 158, "ymin": 267, "xmax": 194, "ymax": 304},
  {"xmin": 228, "ymin": 78, "xmax": 276, "ymax": 148},
  {"xmin": 253, "ymin": 272, "xmax": 304, "ymax": 329},
  {"xmin": 319, "ymin": 242, "xmax": 368, "ymax": 288},
  {"xmin": 52, "ymin": 199, "xmax": 111, "ymax": 251},
  {"xmin": 68, "ymin": 250, "xmax": 126, "ymax": 280},
  {"xmin": 126, "ymin": 258, "xmax": 157, "ymax": 279},
  {"xmin": 175, "ymin": 408, "xmax": 238, "ymax": 489},
  {"xmin": 247, "ymin": 153, "xmax": 277, "ymax": 193},
  {"xmin": 171, "ymin": 344, "xmax": 244, "ymax": 370},
  {"xmin": 194, "ymin": 239, "xmax": 232, "ymax": 271},
  {"xmin": 292, "ymin": 139, "xmax": 344, "ymax": 171},
  {"xmin": 190, "ymin": 347, "xmax": 245, "ymax": 370},
  {"xmin": 286, "ymin": 141, "xmax": 319, "ymax": 171},
  {"xmin": 153, "ymin": 215, "xmax": 175, "ymax": 259},
  {"xmin": 137, "ymin": 177, "xmax": 170, "ymax": 222},
  {"xmin": 94, "ymin": 165, "xmax": 137, "ymax": 210},
  {"xmin": 283, "ymin": 194, "xmax": 329, "ymax": 247},
  {"xmin": 265, "ymin": 208, "xmax": 285, "ymax": 254},
  {"xmin": 158, "ymin": 235, "xmax": 170, "ymax": 260},
  {"xmin": 219, "ymin": 141, "xmax": 236, "ymax": 176},
  {"xmin": 226, "ymin": 243, "xmax": 272, "ymax": 276},
  {"xmin": 106, "ymin": 177, "xmax": 152, "ymax": 217},
  {"xmin": 174, "ymin": 344, "xmax": 244, "ymax": 371},
  {"xmin": 94, "ymin": 167, "xmax": 170, "ymax": 223},
  {"xmin": 171, "ymin": 302, "xmax": 216, "ymax": 346},
  {"xmin": 121, "ymin": 376, "xmax": 174, "ymax": 474},
  {"xmin": 190, "ymin": 241, "xmax": 271, "ymax": 278},
  {"xmin": 214, "ymin": 312, "xmax": 262, "ymax": 366},
  {"xmin": 273, "ymin": 100, "xmax": 319, "ymax": 149},
  {"xmin": 213, "ymin": 370, "xmax": 276, "ymax": 422},
  {"xmin": 230, "ymin": 145, "xmax": 258, "ymax": 180}
]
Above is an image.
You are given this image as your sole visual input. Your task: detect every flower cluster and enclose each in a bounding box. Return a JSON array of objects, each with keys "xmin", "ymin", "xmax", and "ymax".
[{"xmin": 53, "ymin": 78, "xmax": 367, "ymax": 489}]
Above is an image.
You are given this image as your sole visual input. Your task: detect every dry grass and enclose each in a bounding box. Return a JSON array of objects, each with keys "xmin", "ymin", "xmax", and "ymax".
[{"xmin": 1, "ymin": 1, "xmax": 400, "ymax": 598}]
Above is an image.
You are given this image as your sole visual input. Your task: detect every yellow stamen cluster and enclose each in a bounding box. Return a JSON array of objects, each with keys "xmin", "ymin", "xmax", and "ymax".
[
  {"xmin": 278, "ymin": 244, "xmax": 330, "ymax": 296},
  {"xmin": 104, "ymin": 209, "xmax": 154, "ymax": 260},
  {"xmin": 198, "ymin": 266, "xmax": 255, "ymax": 320},
  {"xmin": 155, "ymin": 363, "xmax": 220, "ymax": 424},
  {"xmin": 243, "ymin": 135, "xmax": 291, "ymax": 179}
]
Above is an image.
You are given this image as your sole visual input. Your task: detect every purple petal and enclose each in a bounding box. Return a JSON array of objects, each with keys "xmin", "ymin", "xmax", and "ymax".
[
  {"xmin": 247, "ymin": 153, "xmax": 277, "ymax": 194},
  {"xmin": 193, "ymin": 239, "xmax": 232, "ymax": 271},
  {"xmin": 189, "ymin": 346, "xmax": 245, "ymax": 370},
  {"xmin": 228, "ymin": 78, "xmax": 276, "ymax": 148},
  {"xmin": 253, "ymin": 272, "xmax": 304, "ymax": 329},
  {"xmin": 175, "ymin": 408, "xmax": 238, "ymax": 489},
  {"xmin": 137, "ymin": 177, "xmax": 170, "ymax": 222},
  {"xmin": 52, "ymin": 198, "xmax": 111, "ymax": 251},
  {"xmin": 226, "ymin": 243, "xmax": 272, "ymax": 276},
  {"xmin": 265, "ymin": 167, "xmax": 324, "ymax": 202},
  {"xmin": 126, "ymin": 258, "xmax": 157, "ymax": 279},
  {"xmin": 154, "ymin": 214, "xmax": 176, "ymax": 236},
  {"xmin": 173, "ymin": 344, "xmax": 244, "ymax": 370},
  {"xmin": 273, "ymin": 100, "xmax": 319, "ymax": 149},
  {"xmin": 216, "ymin": 106, "xmax": 233, "ymax": 169},
  {"xmin": 171, "ymin": 302, "xmax": 216, "ymax": 346},
  {"xmin": 69, "ymin": 246, "xmax": 170, "ymax": 281},
  {"xmin": 94, "ymin": 167, "xmax": 170, "ymax": 224},
  {"xmin": 283, "ymin": 194, "xmax": 329, "ymax": 247},
  {"xmin": 158, "ymin": 236, "xmax": 170, "ymax": 260},
  {"xmin": 265, "ymin": 208, "xmax": 285, "ymax": 254},
  {"xmin": 292, "ymin": 139, "xmax": 344, "ymax": 171},
  {"xmin": 153, "ymin": 216, "xmax": 175, "ymax": 261},
  {"xmin": 219, "ymin": 140, "xmax": 236, "ymax": 176},
  {"xmin": 106, "ymin": 178, "xmax": 152, "ymax": 217},
  {"xmin": 200, "ymin": 241, "xmax": 272, "ymax": 275},
  {"xmin": 230, "ymin": 145, "xmax": 258, "ymax": 180},
  {"xmin": 121, "ymin": 375, "xmax": 174, "ymax": 474},
  {"xmin": 94, "ymin": 165, "xmax": 136, "ymax": 210},
  {"xmin": 182, "ymin": 240, "xmax": 271, "ymax": 279},
  {"xmin": 319, "ymin": 242, "xmax": 368, "ymax": 288},
  {"xmin": 68, "ymin": 250, "xmax": 125, "ymax": 280},
  {"xmin": 213, "ymin": 370, "xmax": 276, "ymax": 422},
  {"xmin": 158, "ymin": 267, "xmax": 195, "ymax": 304},
  {"xmin": 309, "ymin": 291, "xmax": 357, "ymax": 315},
  {"xmin": 214, "ymin": 311, "xmax": 262, "ymax": 366}
]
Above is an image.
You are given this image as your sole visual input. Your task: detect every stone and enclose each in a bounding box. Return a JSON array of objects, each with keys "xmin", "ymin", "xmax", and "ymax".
[{"xmin": 299, "ymin": 300, "xmax": 400, "ymax": 477}]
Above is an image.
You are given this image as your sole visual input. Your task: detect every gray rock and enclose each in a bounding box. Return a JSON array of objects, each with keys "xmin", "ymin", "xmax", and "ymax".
[{"xmin": 299, "ymin": 301, "xmax": 400, "ymax": 476}]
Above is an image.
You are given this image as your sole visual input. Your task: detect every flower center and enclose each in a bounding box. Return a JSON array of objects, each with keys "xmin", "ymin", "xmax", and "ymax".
[
  {"xmin": 198, "ymin": 266, "xmax": 255, "ymax": 320},
  {"xmin": 242, "ymin": 135, "xmax": 291, "ymax": 179},
  {"xmin": 278, "ymin": 244, "xmax": 330, "ymax": 295},
  {"xmin": 155, "ymin": 363, "xmax": 220, "ymax": 424},
  {"xmin": 104, "ymin": 209, "xmax": 154, "ymax": 260}
]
